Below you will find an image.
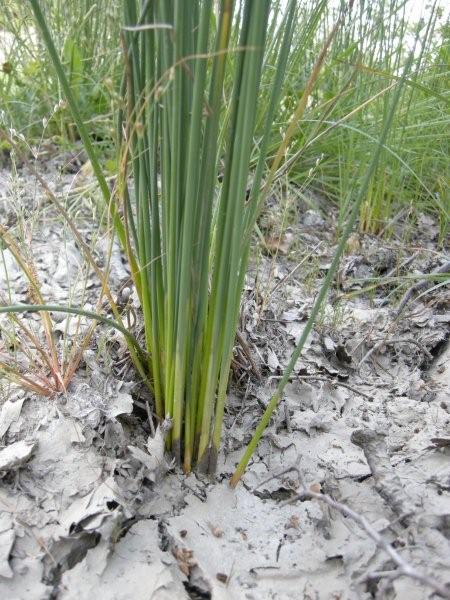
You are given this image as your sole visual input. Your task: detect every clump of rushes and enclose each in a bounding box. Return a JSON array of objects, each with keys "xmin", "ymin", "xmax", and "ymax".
[
  {"xmin": 30, "ymin": 0, "xmax": 306, "ymax": 473},
  {"xmin": 27, "ymin": 1, "xmax": 413, "ymax": 480},
  {"xmin": 119, "ymin": 0, "xmax": 300, "ymax": 473}
]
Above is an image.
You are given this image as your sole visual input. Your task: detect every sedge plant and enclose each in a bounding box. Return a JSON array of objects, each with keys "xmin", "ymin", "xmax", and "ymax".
[
  {"xmin": 283, "ymin": 0, "xmax": 449, "ymax": 236},
  {"xmin": 230, "ymin": 25, "xmax": 421, "ymax": 486},
  {"xmin": 30, "ymin": 0, "xmax": 318, "ymax": 473},
  {"xmin": 119, "ymin": 0, "xmax": 305, "ymax": 472},
  {"xmin": 21, "ymin": 0, "xmax": 422, "ymax": 483}
]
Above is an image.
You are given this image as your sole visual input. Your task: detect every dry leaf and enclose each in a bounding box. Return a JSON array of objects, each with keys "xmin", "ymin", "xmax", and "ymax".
[
  {"xmin": 208, "ymin": 522, "xmax": 224, "ymax": 538},
  {"xmin": 0, "ymin": 439, "xmax": 37, "ymax": 471},
  {"xmin": 345, "ymin": 232, "xmax": 360, "ymax": 254},
  {"xmin": 172, "ymin": 546, "xmax": 197, "ymax": 576},
  {"xmin": 263, "ymin": 232, "xmax": 293, "ymax": 256},
  {"xmin": 309, "ymin": 482, "xmax": 322, "ymax": 494},
  {"xmin": 286, "ymin": 514, "xmax": 300, "ymax": 529}
]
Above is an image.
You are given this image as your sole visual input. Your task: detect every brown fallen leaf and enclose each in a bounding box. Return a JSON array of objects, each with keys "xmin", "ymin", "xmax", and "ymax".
[
  {"xmin": 345, "ymin": 232, "xmax": 361, "ymax": 254},
  {"xmin": 208, "ymin": 523, "xmax": 224, "ymax": 538},
  {"xmin": 172, "ymin": 546, "xmax": 197, "ymax": 576},
  {"xmin": 286, "ymin": 514, "xmax": 300, "ymax": 529},
  {"xmin": 263, "ymin": 232, "xmax": 293, "ymax": 256},
  {"xmin": 309, "ymin": 482, "xmax": 322, "ymax": 494}
]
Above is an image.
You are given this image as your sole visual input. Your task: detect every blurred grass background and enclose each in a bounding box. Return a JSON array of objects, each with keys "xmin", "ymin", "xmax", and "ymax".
[{"xmin": 0, "ymin": 0, "xmax": 448, "ymax": 238}]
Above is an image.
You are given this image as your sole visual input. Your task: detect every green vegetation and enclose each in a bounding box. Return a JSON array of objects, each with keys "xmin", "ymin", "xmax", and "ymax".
[
  {"xmin": 1, "ymin": 1, "xmax": 448, "ymax": 229},
  {"xmin": 0, "ymin": 1, "xmax": 448, "ymax": 478},
  {"xmin": 1, "ymin": 0, "xmax": 121, "ymax": 144},
  {"xmin": 283, "ymin": 1, "xmax": 449, "ymax": 238}
]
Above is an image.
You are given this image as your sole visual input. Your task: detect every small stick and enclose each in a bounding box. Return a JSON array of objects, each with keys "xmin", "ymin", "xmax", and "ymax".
[
  {"xmin": 395, "ymin": 260, "xmax": 450, "ymax": 319},
  {"xmin": 359, "ymin": 329, "xmax": 434, "ymax": 370},
  {"xmin": 384, "ymin": 252, "xmax": 420, "ymax": 279},
  {"xmin": 236, "ymin": 330, "xmax": 262, "ymax": 380},
  {"xmin": 283, "ymin": 400, "xmax": 292, "ymax": 433},
  {"xmin": 300, "ymin": 376, "xmax": 374, "ymax": 401},
  {"xmin": 373, "ymin": 337, "xmax": 433, "ymax": 360},
  {"xmin": 269, "ymin": 242, "xmax": 322, "ymax": 298},
  {"xmin": 351, "ymin": 428, "xmax": 414, "ymax": 520},
  {"xmin": 377, "ymin": 206, "xmax": 409, "ymax": 238},
  {"xmin": 145, "ymin": 400, "xmax": 156, "ymax": 437},
  {"xmin": 357, "ymin": 320, "xmax": 398, "ymax": 370},
  {"xmin": 359, "ymin": 259, "xmax": 449, "ymax": 371},
  {"xmin": 267, "ymin": 374, "xmax": 374, "ymax": 401}
]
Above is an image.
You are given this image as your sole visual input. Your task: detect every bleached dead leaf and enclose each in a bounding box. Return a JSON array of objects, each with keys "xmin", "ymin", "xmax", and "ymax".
[
  {"xmin": 127, "ymin": 427, "xmax": 167, "ymax": 482},
  {"xmin": 0, "ymin": 513, "xmax": 15, "ymax": 578},
  {"xmin": 0, "ymin": 396, "xmax": 26, "ymax": 439},
  {"xmin": 0, "ymin": 439, "xmax": 37, "ymax": 471},
  {"xmin": 105, "ymin": 391, "xmax": 133, "ymax": 420}
]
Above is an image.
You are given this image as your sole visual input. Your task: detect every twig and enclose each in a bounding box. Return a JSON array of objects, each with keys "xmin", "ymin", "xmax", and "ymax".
[
  {"xmin": 267, "ymin": 373, "xmax": 374, "ymax": 401},
  {"xmin": 255, "ymin": 467, "xmax": 450, "ymax": 599},
  {"xmin": 351, "ymin": 428, "xmax": 414, "ymax": 520},
  {"xmin": 269, "ymin": 242, "xmax": 323, "ymax": 298},
  {"xmin": 365, "ymin": 336, "xmax": 434, "ymax": 360},
  {"xmin": 395, "ymin": 260, "xmax": 450, "ymax": 319},
  {"xmin": 358, "ymin": 259, "xmax": 449, "ymax": 370},
  {"xmin": 384, "ymin": 252, "xmax": 420, "ymax": 279},
  {"xmin": 301, "ymin": 375, "xmax": 374, "ymax": 401},
  {"xmin": 283, "ymin": 400, "xmax": 292, "ymax": 433},
  {"xmin": 377, "ymin": 206, "xmax": 409, "ymax": 238},
  {"xmin": 357, "ymin": 320, "xmax": 398, "ymax": 370},
  {"xmin": 236, "ymin": 330, "xmax": 262, "ymax": 380},
  {"xmin": 382, "ymin": 337, "xmax": 433, "ymax": 359},
  {"xmin": 145, "ymin": 399, "xmax": 156, "ymax": 437}
]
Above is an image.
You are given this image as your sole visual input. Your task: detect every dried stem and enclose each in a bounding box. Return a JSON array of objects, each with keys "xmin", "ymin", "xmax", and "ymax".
[{"xmin": 255, "ymin": 467, "xmax": 450, "ymax": 599}]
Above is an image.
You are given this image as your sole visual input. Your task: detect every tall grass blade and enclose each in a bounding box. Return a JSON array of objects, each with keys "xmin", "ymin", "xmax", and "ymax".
[{"xmin": 231, "ymin": 40, "xmax": 418, "ymax": 487}]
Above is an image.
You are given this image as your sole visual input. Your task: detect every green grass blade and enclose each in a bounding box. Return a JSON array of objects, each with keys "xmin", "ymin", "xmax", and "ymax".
[{"xmin": 231, "ymin": 42, "xmax": 418, "ymax": 487}]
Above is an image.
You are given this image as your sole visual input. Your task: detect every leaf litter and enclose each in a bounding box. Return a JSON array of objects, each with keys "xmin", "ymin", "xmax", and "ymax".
[{"xmin": 0, "ymin": 157, "xmax": 449, "ymax": 599}]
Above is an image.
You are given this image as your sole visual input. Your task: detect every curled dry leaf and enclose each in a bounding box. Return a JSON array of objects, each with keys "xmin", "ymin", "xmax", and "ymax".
[
  {"xmin": 286, "ymin": 514, "xmax": 301, "ymax": 529},
  {"xmin": 0, "ymin": 396, "xmax": 26, "ymax": 439},
  {"xmin": 263, "ymin": 232, "xmax": 293, "ymax": 256},
  {"xmin": 0, "ymin": 439, "xmax": 37, "ymax": 471},
  {"xmin": 208, "ymin": 523, "xmax": 224, "ymax": 538},
  {"xmin": 309, "ymin": 482, "xmax": 322, "ymax": 494},
  {"xmin": 216, "ymin": 572, "xmax": 228, "ymax": 584},
  {"xmin": 172, "ymin": 546, "xmax": 197, "ymax": 576}
]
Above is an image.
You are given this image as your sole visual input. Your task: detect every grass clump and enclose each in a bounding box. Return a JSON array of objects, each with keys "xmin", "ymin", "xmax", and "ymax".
[
  {"xmin": 281, "ymin": 1, "xmax": 449, "ymax": 237},
  {"xmin": 3, "ymin": 0, "xmax": 442, "ymax": 482},
  {"xmin": 119, "ymin": 0, "xmax": 301, "ymax": 472},
  {"xmin": 0, "ymin": 0, "xmax": 122, "ymax": 143},
  {"xmin": 30, "ymin": 0, "xmax": 312, "ymax": 472}
]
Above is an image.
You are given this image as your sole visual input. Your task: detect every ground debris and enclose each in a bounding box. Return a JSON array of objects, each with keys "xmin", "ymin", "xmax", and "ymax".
[
  {"xmin": 0, "ymin": 439, "xmax": 37, "ymax": 471},
  {"xmin": 0, "ymin": 394, "xmax": 26, "ymax": 440},
  {"xmin": 1, "ymin": 162, "xmax": 449, "ymax": 599},
  {"xmin": 351, "ymin": 428, "xmax": 416, "ymax": 520}
]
